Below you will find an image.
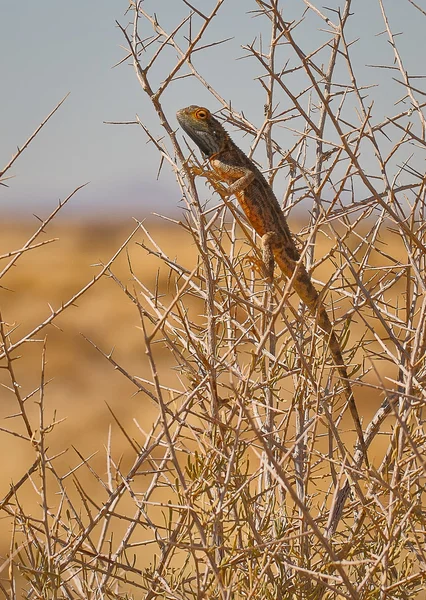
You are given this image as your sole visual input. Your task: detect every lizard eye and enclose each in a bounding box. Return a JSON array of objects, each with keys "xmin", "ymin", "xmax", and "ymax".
[{"xmin": 195, "ymin": 108, "xmax": 209, "ymax": 120}]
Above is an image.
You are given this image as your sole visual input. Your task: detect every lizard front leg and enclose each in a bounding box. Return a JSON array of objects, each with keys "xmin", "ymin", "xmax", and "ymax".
[
  {"xmin": 209, "ymin": 159, "xmax": 270, "ymax": 236},
  {"xmin": 209, "ymin": 158, "xmax": 256, "ymax": 197},
  {"xmin": 187, "ymin": 160, "xmax": 255, "ymax": 201}
]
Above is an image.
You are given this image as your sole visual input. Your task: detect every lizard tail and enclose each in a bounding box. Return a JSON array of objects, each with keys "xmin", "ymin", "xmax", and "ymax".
[
  {"xmin": 275, "ymin": 251, "xmax": 368, "ymax": 465},
  {"xmin": 328, "ymin": 329, "xmax": 369, "ymax": 467}
]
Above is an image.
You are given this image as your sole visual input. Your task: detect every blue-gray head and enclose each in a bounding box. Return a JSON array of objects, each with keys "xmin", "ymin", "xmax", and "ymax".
[{"xmin": 176, "ymin": 105, "xmax": 227, "ymax": 157}]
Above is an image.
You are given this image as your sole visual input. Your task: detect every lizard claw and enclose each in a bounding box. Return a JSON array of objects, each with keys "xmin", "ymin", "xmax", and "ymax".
[{"xmin": 188, "ymin": 165, "xmax": 205, "ymax": 178}]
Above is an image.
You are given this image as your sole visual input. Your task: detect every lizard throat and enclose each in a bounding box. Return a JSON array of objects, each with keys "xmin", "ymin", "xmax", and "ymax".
[{"xmin": 177, "ymin": 120, "xmax": 221, "ymax": 158}]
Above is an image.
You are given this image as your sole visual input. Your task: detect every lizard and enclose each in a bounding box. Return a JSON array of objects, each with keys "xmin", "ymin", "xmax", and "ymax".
[{"xmin": 176, "ymin": 105, "xmax": 367, "ymax": 464}]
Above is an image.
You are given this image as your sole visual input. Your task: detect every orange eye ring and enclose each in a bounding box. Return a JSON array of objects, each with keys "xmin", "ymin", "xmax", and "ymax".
[{"xmin": 195, "ymin": 108, "xmax": 209, "ymax": 120}]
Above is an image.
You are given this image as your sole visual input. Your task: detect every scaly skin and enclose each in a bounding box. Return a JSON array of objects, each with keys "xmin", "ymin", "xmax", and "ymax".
[{"xmin": 177, "ymin": 105, "xmax": 367, "ymax": 463}]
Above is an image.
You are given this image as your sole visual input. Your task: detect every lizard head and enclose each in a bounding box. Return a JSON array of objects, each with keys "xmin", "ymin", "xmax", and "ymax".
[{"xmin": 176, "ymin": 106, "xmax": 227, "ymax": 157}]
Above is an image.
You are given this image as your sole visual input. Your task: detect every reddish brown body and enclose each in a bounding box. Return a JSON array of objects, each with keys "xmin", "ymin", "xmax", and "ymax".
[{"xmin": 177, "ymin": 105, "xmax": 367, "ymax": 463}]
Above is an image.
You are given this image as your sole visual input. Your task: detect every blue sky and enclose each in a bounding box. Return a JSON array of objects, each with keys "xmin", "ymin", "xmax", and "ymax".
[{"xmin": 1, "ymin": 0, "xmax": 424, "ymax": 220}]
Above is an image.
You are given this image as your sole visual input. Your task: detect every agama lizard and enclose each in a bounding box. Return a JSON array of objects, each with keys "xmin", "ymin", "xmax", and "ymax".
[{"xmin": 176, "ymin": 105, "xmax": 367, "ymax": 463}]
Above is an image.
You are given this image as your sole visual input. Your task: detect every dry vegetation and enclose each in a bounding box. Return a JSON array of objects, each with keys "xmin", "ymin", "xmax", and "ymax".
[{"xmin": 1, "ymin": 1, "xmax": 426, "ymax": 598}]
